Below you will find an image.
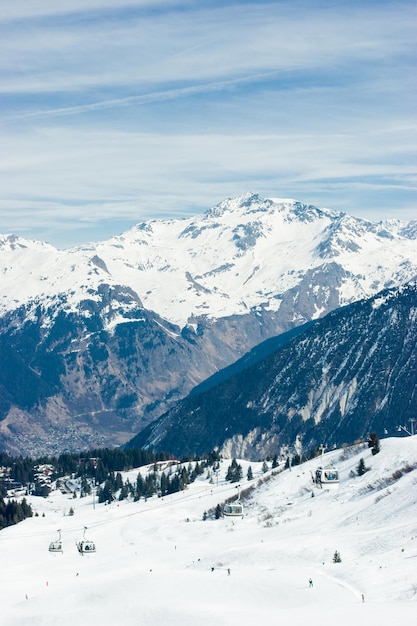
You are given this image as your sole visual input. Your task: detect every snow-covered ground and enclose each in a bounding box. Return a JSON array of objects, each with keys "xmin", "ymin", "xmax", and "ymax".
[{"xmin": 1, "ymin": 436, "xmax": 416, "ymax": 625}]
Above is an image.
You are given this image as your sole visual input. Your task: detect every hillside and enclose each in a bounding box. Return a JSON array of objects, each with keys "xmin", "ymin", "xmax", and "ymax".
[
  {"xmin": 0, "ymin": 436, "xmax": 416, "ymax": 625},
  {"xmin": 129, "ymin": 282, "xmax": 417, "ymax": 459}
]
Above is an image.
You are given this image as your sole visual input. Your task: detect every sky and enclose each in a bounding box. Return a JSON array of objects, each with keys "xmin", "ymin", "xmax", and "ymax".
[
  {"xmin": 1, "ymin": 437, "xmax": 416, "ymax": 625},
  {"xmin": 0, "ymin": 0, "xmax": 416, "ymax": 249}
]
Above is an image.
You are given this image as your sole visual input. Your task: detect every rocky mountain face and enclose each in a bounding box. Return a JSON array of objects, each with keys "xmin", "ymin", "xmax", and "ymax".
[
  {"xmin": 0, "ymin": 193, "xmax": 416, "ymax": 456},
  {"xmin": 128, "ymin": 283, "xmax": 417, "ymax": 460}
]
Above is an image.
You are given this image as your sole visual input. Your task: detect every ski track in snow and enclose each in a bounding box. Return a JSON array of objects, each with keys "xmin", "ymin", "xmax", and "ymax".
[{"xmin": 1, "ymin": 436, "xmax": 416, "ymax": 625}]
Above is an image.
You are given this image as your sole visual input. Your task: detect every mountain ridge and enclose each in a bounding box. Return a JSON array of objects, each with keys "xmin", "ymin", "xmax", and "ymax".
[
  {"xmin": 1, "ymin": 192, "xmax": 416, "ymax": 456},
  {"xmin": 1, "ymin": 192, "xmax": 416, "ymax": 327}
]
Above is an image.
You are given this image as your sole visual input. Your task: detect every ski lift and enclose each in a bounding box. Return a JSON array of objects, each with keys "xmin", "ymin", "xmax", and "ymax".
[
  {"xmin": 224, "ymin": 484, "xmax": 244, "ymax": 518},
  {"xmin": 49, "ymin": 529, "xmax": 63, "ymax": 553},
  {"xmin": 223, "ymin": 501, "xmax": 244, "ymax": 518},
  {"xmin": 315, "ymin": 465, "xmax": 339, "ymax": 489},
  {"xmin": 77, "ymin": 526, "xmax": 96, "ymax": 555}
]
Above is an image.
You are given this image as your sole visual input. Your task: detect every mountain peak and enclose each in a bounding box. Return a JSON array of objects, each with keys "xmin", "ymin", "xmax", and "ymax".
[
  {"xmin": 1, "ymin": 193, "xmax": 416, "ymax": 328},
  {"xmin": 1, "ymin": 193, "xmax": 417, "ymax": 456},
  {"xmin": 206, "ymin": 192, "xmax": 274, "ymax": 218},
  {"xmin": 0, "ymin": 233, "xmax": 56, "ymax": 253}
]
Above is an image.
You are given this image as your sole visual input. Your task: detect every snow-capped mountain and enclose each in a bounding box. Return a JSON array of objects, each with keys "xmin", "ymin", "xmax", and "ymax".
[
  {"xmin": 1, "ymin": 192, "xmax": 416, "ymax": 326},
  {"xmin": 0, "ymin": 193, "xmax": 416, "ymax": 455}
]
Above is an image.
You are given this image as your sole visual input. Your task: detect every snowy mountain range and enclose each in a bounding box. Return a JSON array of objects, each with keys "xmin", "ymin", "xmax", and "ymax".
[
  {"xmin": 1, "ymin": 436, "xmax": 417, "ymax": 625},
  {"xmin": 1, "ymin": 193, "xmax": 416, "ymax": 455},
  {"xmin": 1, "ymin": 192, "xmax": 416, "ymax": 326}
]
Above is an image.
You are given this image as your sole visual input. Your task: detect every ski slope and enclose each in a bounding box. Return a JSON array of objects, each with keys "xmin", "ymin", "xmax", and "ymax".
[{"xmin": 1, "ymin": 437, "xmax": 416, "ymax": 625}]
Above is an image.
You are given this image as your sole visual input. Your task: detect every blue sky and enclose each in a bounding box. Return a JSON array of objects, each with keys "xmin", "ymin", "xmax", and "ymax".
[{"xmin": 0, "ymin": 0, "xmax": 415, "ymax": 248}]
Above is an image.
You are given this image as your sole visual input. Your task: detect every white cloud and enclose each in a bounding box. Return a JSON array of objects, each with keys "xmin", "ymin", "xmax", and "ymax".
[{"xmin": 0, "ymin": 1, "xmax": 415, "ymax": 246}]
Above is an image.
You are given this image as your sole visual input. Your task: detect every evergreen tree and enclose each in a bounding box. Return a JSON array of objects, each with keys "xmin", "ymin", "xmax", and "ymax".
[
  {"xmin": 115, "ymin": 472, "xmax": 123, "ymax": 490},
  {"xmin": 80, "ymin": 476, "xmax": 91, "ymax": 496},
  {"xmin": 206, "ymin": 450, "xmax": 221, "ymax": 467},
  {"xmin": 168, "ymin": 474, "xmax": 180, "ymax": 494},
  {"xmin": 357, "ymin": 458, "xmax": 367, "ymax": 476},
  {"xmin": 118, "ymin": 484, "xmax": 129, "ymax": 501},
  {"xmin": 368, "ymin": 432, "xmax": 380, "ymax": 455},
  {"xmin": 180, "ymin": 467, "xmax": 189, "ymax": 487},
  {"xmin": 333, "ymin": 550, "xmax": 342, "ymax": 563},
  {"xmin": 20, "ymin": 498, "xmax": 32, "ymax": 518},
  {"xmin": 98, "ymin": 480, "xmax": 114, "ymax": 504},
  {"xmin": 135, "ymin": 473, "xmax": 145, "ymax": 500},
  {"xmin": 160, "ymin": 472, "xmax": 169, "ymax": 496},
  {"xmin": 226, "ymin": 459, "xmax": 243, "ymax": 483},
  {"xmin": 0, "ymin": 495, "xmax": 33, "ymax": 529},
  {"xmin": 144, "ymin": 473, "xmax": 157, "ymax": 498},
  {"xmin": 190, "ymin": 461, "xmax": 204, "ymax": 482},
  {"xmin": 247, "ymin": 466, "xmax": 253, "ymax": 481}
]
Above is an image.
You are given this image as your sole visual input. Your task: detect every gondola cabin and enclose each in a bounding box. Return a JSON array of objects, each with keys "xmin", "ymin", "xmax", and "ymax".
[
  {"xmin": 49, "ymin": 530, "xmax": 63, "ymax": 553},
  {"xmin": 223, "ymin": 501, "xmax": 244, "ymax": 518},
  {"xmin": 77, "ymin": 539, "xmax": 96, "ymax": 555},
  {"xmin": 77, "ymin": 527, "xmax": 96, "ymax": 555},
  {"xmin": 315, "ymin": 465, "xmax": 339, "ymax": 489}
]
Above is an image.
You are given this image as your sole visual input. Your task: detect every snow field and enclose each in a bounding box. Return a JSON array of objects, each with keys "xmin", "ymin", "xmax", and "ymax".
[{"xmin": 1, "ymin": 437, "xmax": 416, "ymax": 625}]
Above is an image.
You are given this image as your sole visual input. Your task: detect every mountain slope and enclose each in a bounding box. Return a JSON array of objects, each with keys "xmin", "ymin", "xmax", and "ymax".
[
  {"xmin": 1, "ymin": 437, "xmax": 417, "ymax": 625},
  {"xmin": 1, "ymin": 193, "xmax": 416, "ymax": 455},
  {"xmin": 1, "ymin": 193, "xmax": 416, "ymax": 327},
  {"xmin": 128, "ymin": 282, "xmax": 417, "ymax": 459},
  {"xmin": 189, "ymin": 320, "xmax": 315, "ymax": 398}
]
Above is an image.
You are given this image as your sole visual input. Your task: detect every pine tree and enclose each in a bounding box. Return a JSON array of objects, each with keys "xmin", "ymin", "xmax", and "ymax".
[
  {"xmin": 357, "ymin": 458, "xmax": 367, "ymax": 476},
  {"xmin": 80, "ymin": 476, "xmax": 91, "ymax": 496},
  {"xmin": 98, "ymin": 480, "xmax": 114, "ymax": 504},
  {"xmin": 226, "ymin": 459, "xmax": 243, "ymax": 483},
  {"xmin": 180, "ymin": 467, "xmax": 189, "ymax": 486},
  {"xmin": 118, "ymin": 484, "xmax": 129, "ymax": 501},
  {"xmin": 247, "ymin": 466, "xmax": 253, "ymax": 481},
  {"xmin": 115, "ymin": 472, "xmax": 123, "ymax": 490},
  {"xmin": 0, "ymin": 497, "xmax": 33, "ymax": 529},
  {"xmin": 160, "ymin": 472, "xmax": 169, "ymax": 496},
  {"xmin": 135, "ymin": 473, "xmax": 145, "ymax": 500},
  {"xmin": 333, "ymin": 550, "xmax": 342, "ymax": 563},
  {"xmin": 368, "ymin": 432, "xmax": 380, "ymax": 455}
]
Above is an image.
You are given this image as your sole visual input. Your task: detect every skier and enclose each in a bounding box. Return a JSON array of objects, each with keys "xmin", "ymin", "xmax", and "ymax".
[{"xmin": 309, "ymin": 578, "xmax": 313, "ymax": 587}]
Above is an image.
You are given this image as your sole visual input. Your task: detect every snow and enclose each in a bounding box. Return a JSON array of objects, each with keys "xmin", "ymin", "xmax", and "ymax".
[
  {"xmin": 1, "ymin": 437, "xmax": 416, "ymax": 625},
  {"xmin": 1, "ymin": 194, "xmax": 416, "ymax": 328}
]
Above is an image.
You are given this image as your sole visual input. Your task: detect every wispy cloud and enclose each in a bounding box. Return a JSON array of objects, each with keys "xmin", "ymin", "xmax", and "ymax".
[
  {"xmin": 0, "ymin": 1, "xmax": 415, "ymax": 247},
  {"xmin": 3, "ymin": 71, "xmax": 289, "ymax": 121}
]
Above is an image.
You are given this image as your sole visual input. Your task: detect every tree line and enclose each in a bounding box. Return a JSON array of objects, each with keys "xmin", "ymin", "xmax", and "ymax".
[
  {"xmin": 0, "ymin": 495, "xmax": 32, "ymax": 530},
  {"xmin": 0, "ymin": 447, "xmax": 174, "ymax": 488}
]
